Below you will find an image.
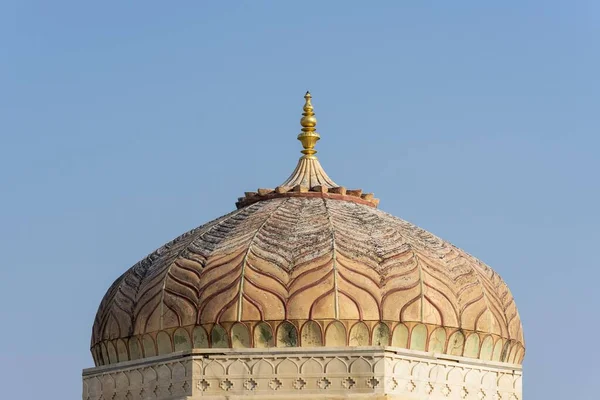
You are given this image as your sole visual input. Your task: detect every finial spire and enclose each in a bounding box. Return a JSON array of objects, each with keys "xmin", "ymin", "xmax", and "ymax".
[
  {"xmin": 279, "ymin": 91, "xmax": 338, "ymax": 189},
  {"xmin": 298, "ymin": 91, "xmax": 320, "ymax": 158}
]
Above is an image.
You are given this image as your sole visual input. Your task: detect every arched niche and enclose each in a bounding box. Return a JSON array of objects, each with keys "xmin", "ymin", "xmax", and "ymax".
[
  {"xmin": 409, "ymin": 324, "xmax": 427, "ymax": 351},
  {"xmin": 349, "ymin": 322, "xmax": 369, "ymax": 346},
  {"xmin": 90, "ymin": 346, "xmax": 99, "ymax": 366},
  {"xmin": 107, "ymin": 341, "xmax": 118, "ymax": 364},
  {"xmin": 173, "ymin": 328, "xmax": 192, "ymax": 352},
  {"xmin": 254, "ymin": 322, "xmax": 274, "ymax": 348},
  {"xmin": 231, "ymin": 323, "xmax": 251, "ymax": 348},
  {"xmin": 192, "ymin": 326, "xmax": 209, "ymax": 348},
  {"xmin": 509, "ymin": 344, "xmax": 521, "ymax": 364},
  {"xmin": 100, "ymin": 343, "xmax": 109, "ymax": 366},
  {"xmin": 128, "ymin": 337, "xmax": 142, "ymax": 360},
  {"xmin": 156, "ymin": 331, "xmax": 172, "ymax": 355},
  {"xmin": 447, "ymin": 331, "xmax": 465, "ymax": 356},
  {"xmin": 90, "ymin": 346, "xmax": 98, "ymax": 366},
  {"xmin": 500, "ymin": 340, "xmax": 511, "ymax": 362},
  {"xmin": 116, "ymin": 339, "xmax": 128, "ymax": 362},
  {"xmin": 428, "ymin": 328, "xmax": 446, "ymax": 353},
  {"xmin": 515, "ymin": 346, "xmax": 525, "ymax": 364},
  {"xmin": 325, "ymin": 321, "xmax": 347, "ymax": 347},
  {"xmin": 211, "ymin": 325, "xmax": 229, "ymax": 348},
  {"xmin": 492, "ymin": 339, "xmax": 504, "ymax": 362},
  {"xmin": 276, "ymin": 321, "xmax": 298, "ymax": 347},
  {"xmin": 142, "ymin": 334, "xmax": 156, "ymax": 357},
  {"xmin": 392, "ymin": 324, "xmax": 409, "ymax": 348},
  {"xmin": 301, "ymin": 321, "xmax": 323, "ymax": 347},
  {"xmin": 480, "ymin": 336, "xmax": 494, "ymax": 361},
  {"xmin": 372, "ymin": 322, "xmax": 390, "ymax": 346},
  {"xmin": 464, "ymin": 333, "xmax": 480, "ymax": 358}
]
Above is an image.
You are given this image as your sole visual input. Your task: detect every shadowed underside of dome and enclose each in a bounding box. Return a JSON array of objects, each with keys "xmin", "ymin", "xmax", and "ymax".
[{"xmin": 91, "ymin": 197, "xmax": 524, "ymax": 367}]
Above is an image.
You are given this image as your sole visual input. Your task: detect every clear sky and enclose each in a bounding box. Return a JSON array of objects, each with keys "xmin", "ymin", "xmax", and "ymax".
[{"xmin": 1, "ymin": 2, "xmax": 598, "ymax": 399}]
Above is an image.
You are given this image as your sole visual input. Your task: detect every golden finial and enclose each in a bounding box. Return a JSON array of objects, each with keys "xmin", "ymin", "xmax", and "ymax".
[{"xmin": 298, "ymin": 91, "xmax": 320, "ymax": 158}]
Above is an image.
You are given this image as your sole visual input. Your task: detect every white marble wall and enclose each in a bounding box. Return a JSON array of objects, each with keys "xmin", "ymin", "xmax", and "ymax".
[{"xmin": 83, "ymin": 347, "xmax": 522, "ymax": 399}]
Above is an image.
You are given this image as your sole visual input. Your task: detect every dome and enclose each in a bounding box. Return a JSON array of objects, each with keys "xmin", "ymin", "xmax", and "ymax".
[{"xmin": 91, "ymin": 93, "xmax": 524, "ymax": 367}]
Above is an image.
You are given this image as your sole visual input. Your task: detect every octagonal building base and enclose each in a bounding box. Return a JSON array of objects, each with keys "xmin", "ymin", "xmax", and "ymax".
[{"xmin": 82, "ymin": 347, "xmax": 522, "ymax": 399}]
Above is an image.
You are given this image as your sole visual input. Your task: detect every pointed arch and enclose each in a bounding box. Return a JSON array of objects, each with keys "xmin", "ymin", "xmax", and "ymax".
[
  {"xmin": 141, "ymin": 334, "xmax": 155, "ymax": 357},
  {"xmin": 392, "ymin": 324, "xmax": 409, "ymax": 348},
  {"xmin": 448, "ymin": 331, "xmax": 465, "ymax": 356},
  {"xmin": 428, "ymin": 328, "xmax": 446, "ymax": 353},
  {"xmin": 372, "ymin": 322, "xmax": 390, "ymax": 346},
  {"xmin": 173, "ymin": 328, "xmax": 192, "ymax": 352},
  {"xmin": 211, "ymin": 325, "xmax": 229, "ymax": 348},
  {"xmin": 480, "ymin": 336, "xmax": 494, "ymax": 361},
  {"xmin": 325, "ymin": 321, "xmax": 347, "ymax": 346},
  {"xmin": 301, "ymin": 321, "xmax": 323, "ymax": 347},
  {"xmin": 128, "ymin": 337, "xmax": 142, "ymax": 360},
  {"xmin": 409, "ymin": 324, "xmax": 427, "ymax": 351},
  {"xmin": 231, "ymin": 323, "xmax": 251, "ymax": 348},
  {"xmin": 107, "ymin": 341, "xmax": 118, "ymax": 364},
  {"xmin": 276, "ymin": 321, "xmax": 298, "ymax": 347},
  {"xmin": 349, "ymin": 322, "xmax": 369, "ymax": 346},
  {"xmin": 157, "ymin": 331, "xmax": 172, "ymax": 355},
  {"xmin": 254, "ymin": 322, "xmax": 274, "ymax": 348},
  {"xmin": 192, "ymin": 326, "xmax": 209, "ymax": 348},
  {"xmin": 464, "ymin": 333, "xmax": 481, "ymax": 358}
]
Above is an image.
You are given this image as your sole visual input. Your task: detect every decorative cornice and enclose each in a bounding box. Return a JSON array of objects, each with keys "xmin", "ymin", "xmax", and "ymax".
[{"xmin": 236, "ymin": 185, "xmax": 378, "ymax": 209}]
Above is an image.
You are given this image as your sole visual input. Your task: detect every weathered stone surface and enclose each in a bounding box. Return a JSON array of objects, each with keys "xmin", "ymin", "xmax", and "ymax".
[
  {"xmin": 329, "ymin": 186, "xmax": 347, "ymax": 195},
  {"xmin": 92, "ymin": 197, "xmax": 524, "ymax": 367},
  {"xmin": 257, "ymin": 188, "xmax": 274, "ymax": 196}
]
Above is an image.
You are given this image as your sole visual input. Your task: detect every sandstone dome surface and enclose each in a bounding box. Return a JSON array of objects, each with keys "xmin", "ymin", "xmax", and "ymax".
[{"xmin": 92, "ymin": 195, "xmax": 524, "ymax": 367}]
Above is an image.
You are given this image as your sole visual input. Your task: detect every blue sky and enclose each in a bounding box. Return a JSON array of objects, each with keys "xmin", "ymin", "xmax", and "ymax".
[{"xmin": 1, "ymin": 2, "xmax": 598, "ymax": 399}]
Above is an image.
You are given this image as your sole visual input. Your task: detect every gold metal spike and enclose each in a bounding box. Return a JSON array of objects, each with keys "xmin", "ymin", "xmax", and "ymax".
[
  {"xmin": 298, "ymin": 91, "xmax": 320, "ymax": 158},
  {"xmin": 279, "ymin": 92, "xmax": 338, "ymax": 189}
]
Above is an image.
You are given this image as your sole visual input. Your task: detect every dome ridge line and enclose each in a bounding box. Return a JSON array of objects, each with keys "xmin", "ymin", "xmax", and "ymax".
[
  {"xmin": 93, "ymin": 209, "xmax": 242, "ymax": 345},
  {"xmin": 236, "ymin": 198, "xmax": 290, "ymax": 321},
  {"xmin": 415, "ymin": 254, "xmax": 425, "ymax": 322},
  {"xmin": 155, "ymin": 207, "xmax": 249, "ymax": 331},
  {"xmin": 330, "ymin": 201, "xmax": 384, "ymax": 320},
  {"xmin": 422, "ymin": 281, "xmax": 459, "ymax": 324},
  {"xmin": 461, "ymin": 250, "xmax": 503, "ymax": 334},
  {"xmin": 92, "ymin": 274, "xmax": 126, "ymax": 345},
  {"xmin": 322, "ymin": 198, "xmax": 340, "ymax": 319}
]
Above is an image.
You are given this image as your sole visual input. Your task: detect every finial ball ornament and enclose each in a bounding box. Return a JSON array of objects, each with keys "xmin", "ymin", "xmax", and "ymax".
[{"xmin": 300, "ymin": 115, "xmax": 317, "ymax": 127}]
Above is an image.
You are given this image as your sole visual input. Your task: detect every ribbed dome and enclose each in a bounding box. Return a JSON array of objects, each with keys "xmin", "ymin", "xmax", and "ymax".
[
  {"xmin": 92, "ymin": 196, "xmax": 524, "ymax": 366},
  {"xmin": 91, "ymin": 93, "xmax": 524, "ymax": 368}
]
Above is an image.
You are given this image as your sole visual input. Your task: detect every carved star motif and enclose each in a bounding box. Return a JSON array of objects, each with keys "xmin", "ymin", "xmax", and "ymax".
[
  {"xmin": 461, "ymin": 387, "xmax": 469, "ymax": 398},
  {"xmin": 269, "ymin": 378, "xmax": 282, "ymax": 390},
  {"xmin": 244, "ymin": 379, "xmax": 257, "ymax": 391},
  {"xmin": 441, "ymin": 384, "xmax": 451, "ymax": 397},
  {"xmin": 197, "ymin": 379, "xmax": 210, "ymax": 391},
  {"xmin": 367, "ymin": 377, "xmax": 380, "ymax": 389},
  {"xmin": 318, "ymin": 377, "xmax": 331, "ymax": 389},
  {"xmin": 293, "ymin": 378, "xmax": 306, "ymax": 390},
  {"xmin": 343, "ymin": 377, "xmax": 356, "ymax": 389},
  {"xmin": 219, "ymin": 379, "xmax": 233, "ymax": 391},
  {"xmin": 425, "ymin": 382, "xmax": 434, "ymax": 394}
]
